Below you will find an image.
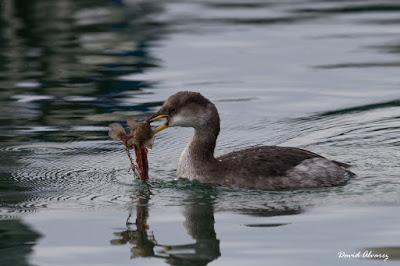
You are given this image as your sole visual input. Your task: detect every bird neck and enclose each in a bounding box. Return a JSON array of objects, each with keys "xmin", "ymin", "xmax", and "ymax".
[
  {"xmin": 177, "ymin": 105, "xmax": 220, "ymax": 180},
  {"xmin": 190, "ymin": 128, "xmax": 218, "ymax": 161},
  {"xmin": 187, "ymin": 107, "xmax": 220, "ymax": 163}
]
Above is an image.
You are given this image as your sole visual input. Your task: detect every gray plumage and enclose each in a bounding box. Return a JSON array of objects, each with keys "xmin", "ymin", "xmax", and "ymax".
[{"xmin": 154, "ymin": 91, "xmax": 353, "ymax": 190}]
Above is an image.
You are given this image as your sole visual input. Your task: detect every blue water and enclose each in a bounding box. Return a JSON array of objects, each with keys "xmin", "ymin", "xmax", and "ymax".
[{"xmin": 1, "ymin": 0, "xmax": 400, "ymax": 265}]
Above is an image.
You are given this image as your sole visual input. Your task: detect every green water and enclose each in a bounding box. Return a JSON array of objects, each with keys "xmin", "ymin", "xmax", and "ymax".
[{"xmin": 1, "ymin": 0, "xmax": 400, "ymax": 265}]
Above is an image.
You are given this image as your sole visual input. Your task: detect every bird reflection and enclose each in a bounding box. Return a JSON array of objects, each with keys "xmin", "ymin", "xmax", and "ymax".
[
  {"xmin": 167, "ymin": 189, "xmax": 220, "ymax": 266},
  {"xmin": 110, "ymin": 188, "xmax": 220, "ymax": 266}
]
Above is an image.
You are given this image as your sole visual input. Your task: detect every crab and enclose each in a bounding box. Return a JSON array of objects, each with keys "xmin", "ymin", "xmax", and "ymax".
[{"xmin": 109, "ymin": 119, "xmax": 156, "ymax": 181}]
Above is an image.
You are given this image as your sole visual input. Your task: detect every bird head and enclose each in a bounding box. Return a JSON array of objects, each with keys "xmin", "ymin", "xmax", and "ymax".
[{"xmin": 149, "ymin": 91, "xmax": 219, "ymax": 134}]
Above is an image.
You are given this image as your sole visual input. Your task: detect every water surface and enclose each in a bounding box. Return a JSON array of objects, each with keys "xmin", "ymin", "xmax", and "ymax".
[{"xmin": 1, "ymin": 0, "xmax": 400, "ymax": 265}]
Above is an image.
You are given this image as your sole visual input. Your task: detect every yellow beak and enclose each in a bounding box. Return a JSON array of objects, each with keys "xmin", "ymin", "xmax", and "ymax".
[
  {"xmin": 154, "ymin": 123, "xmax": 169, "ymax": 134},
  {"xmin": 149, "ymin": 114, "xmax": 169, "ymax": 134},
  {"xmin": 149, "ymin": 114, "xmax": 169, "ymax": 122}
]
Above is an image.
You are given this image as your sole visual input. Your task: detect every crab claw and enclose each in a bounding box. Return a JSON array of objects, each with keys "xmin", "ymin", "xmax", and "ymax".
[{"xmin": 109, "ymin": 123, "xmax": 126, "ymax": 141}]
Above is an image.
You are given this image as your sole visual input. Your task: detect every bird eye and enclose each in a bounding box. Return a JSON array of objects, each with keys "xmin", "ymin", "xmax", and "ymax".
[{"xmin": 170, "ymin": 108, "xmax": 176, "ymax": 114}]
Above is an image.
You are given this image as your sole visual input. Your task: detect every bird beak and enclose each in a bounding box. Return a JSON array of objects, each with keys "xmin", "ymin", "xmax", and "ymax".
[{"xmin": 149, "ymin": 113, "xmax": 169, "ymax": 134}]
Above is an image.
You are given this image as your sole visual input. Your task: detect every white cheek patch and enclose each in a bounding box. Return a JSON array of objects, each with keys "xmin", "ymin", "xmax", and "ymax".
[
  {"xmin": 170, "ymin": 108, "xmax": 209, "ymax": 127},
  {"xmin": 170, "ymin": 113, "xmax": 190, "ymax": 127}
]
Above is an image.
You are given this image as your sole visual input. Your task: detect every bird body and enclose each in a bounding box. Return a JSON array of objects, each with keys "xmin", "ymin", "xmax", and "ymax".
[{"xmin": 151, "ymin": 91, "xmax": 353, "ymax": 190}]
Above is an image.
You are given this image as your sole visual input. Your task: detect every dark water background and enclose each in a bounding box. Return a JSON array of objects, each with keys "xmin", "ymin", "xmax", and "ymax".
[{"xmin": 1, "ymin": 0, "xmax": 400, "ymax": 265}]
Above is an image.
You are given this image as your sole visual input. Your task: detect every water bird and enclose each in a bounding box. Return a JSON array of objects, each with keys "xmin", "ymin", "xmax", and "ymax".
[{"xmin": 150, "ymin": 91, "xmax": 353, "ymax": 190}]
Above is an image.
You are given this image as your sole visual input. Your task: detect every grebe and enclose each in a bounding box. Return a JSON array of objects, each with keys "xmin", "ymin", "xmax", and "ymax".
[{"xmin": 150, "ymin": 91, "xmax": 353, "ymax": 190}]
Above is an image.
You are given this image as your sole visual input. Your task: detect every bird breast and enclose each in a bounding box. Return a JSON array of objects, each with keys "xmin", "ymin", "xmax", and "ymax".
[{"xmin": 177, "ymin": 144, "xmax": 198, "ymax": 180}]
